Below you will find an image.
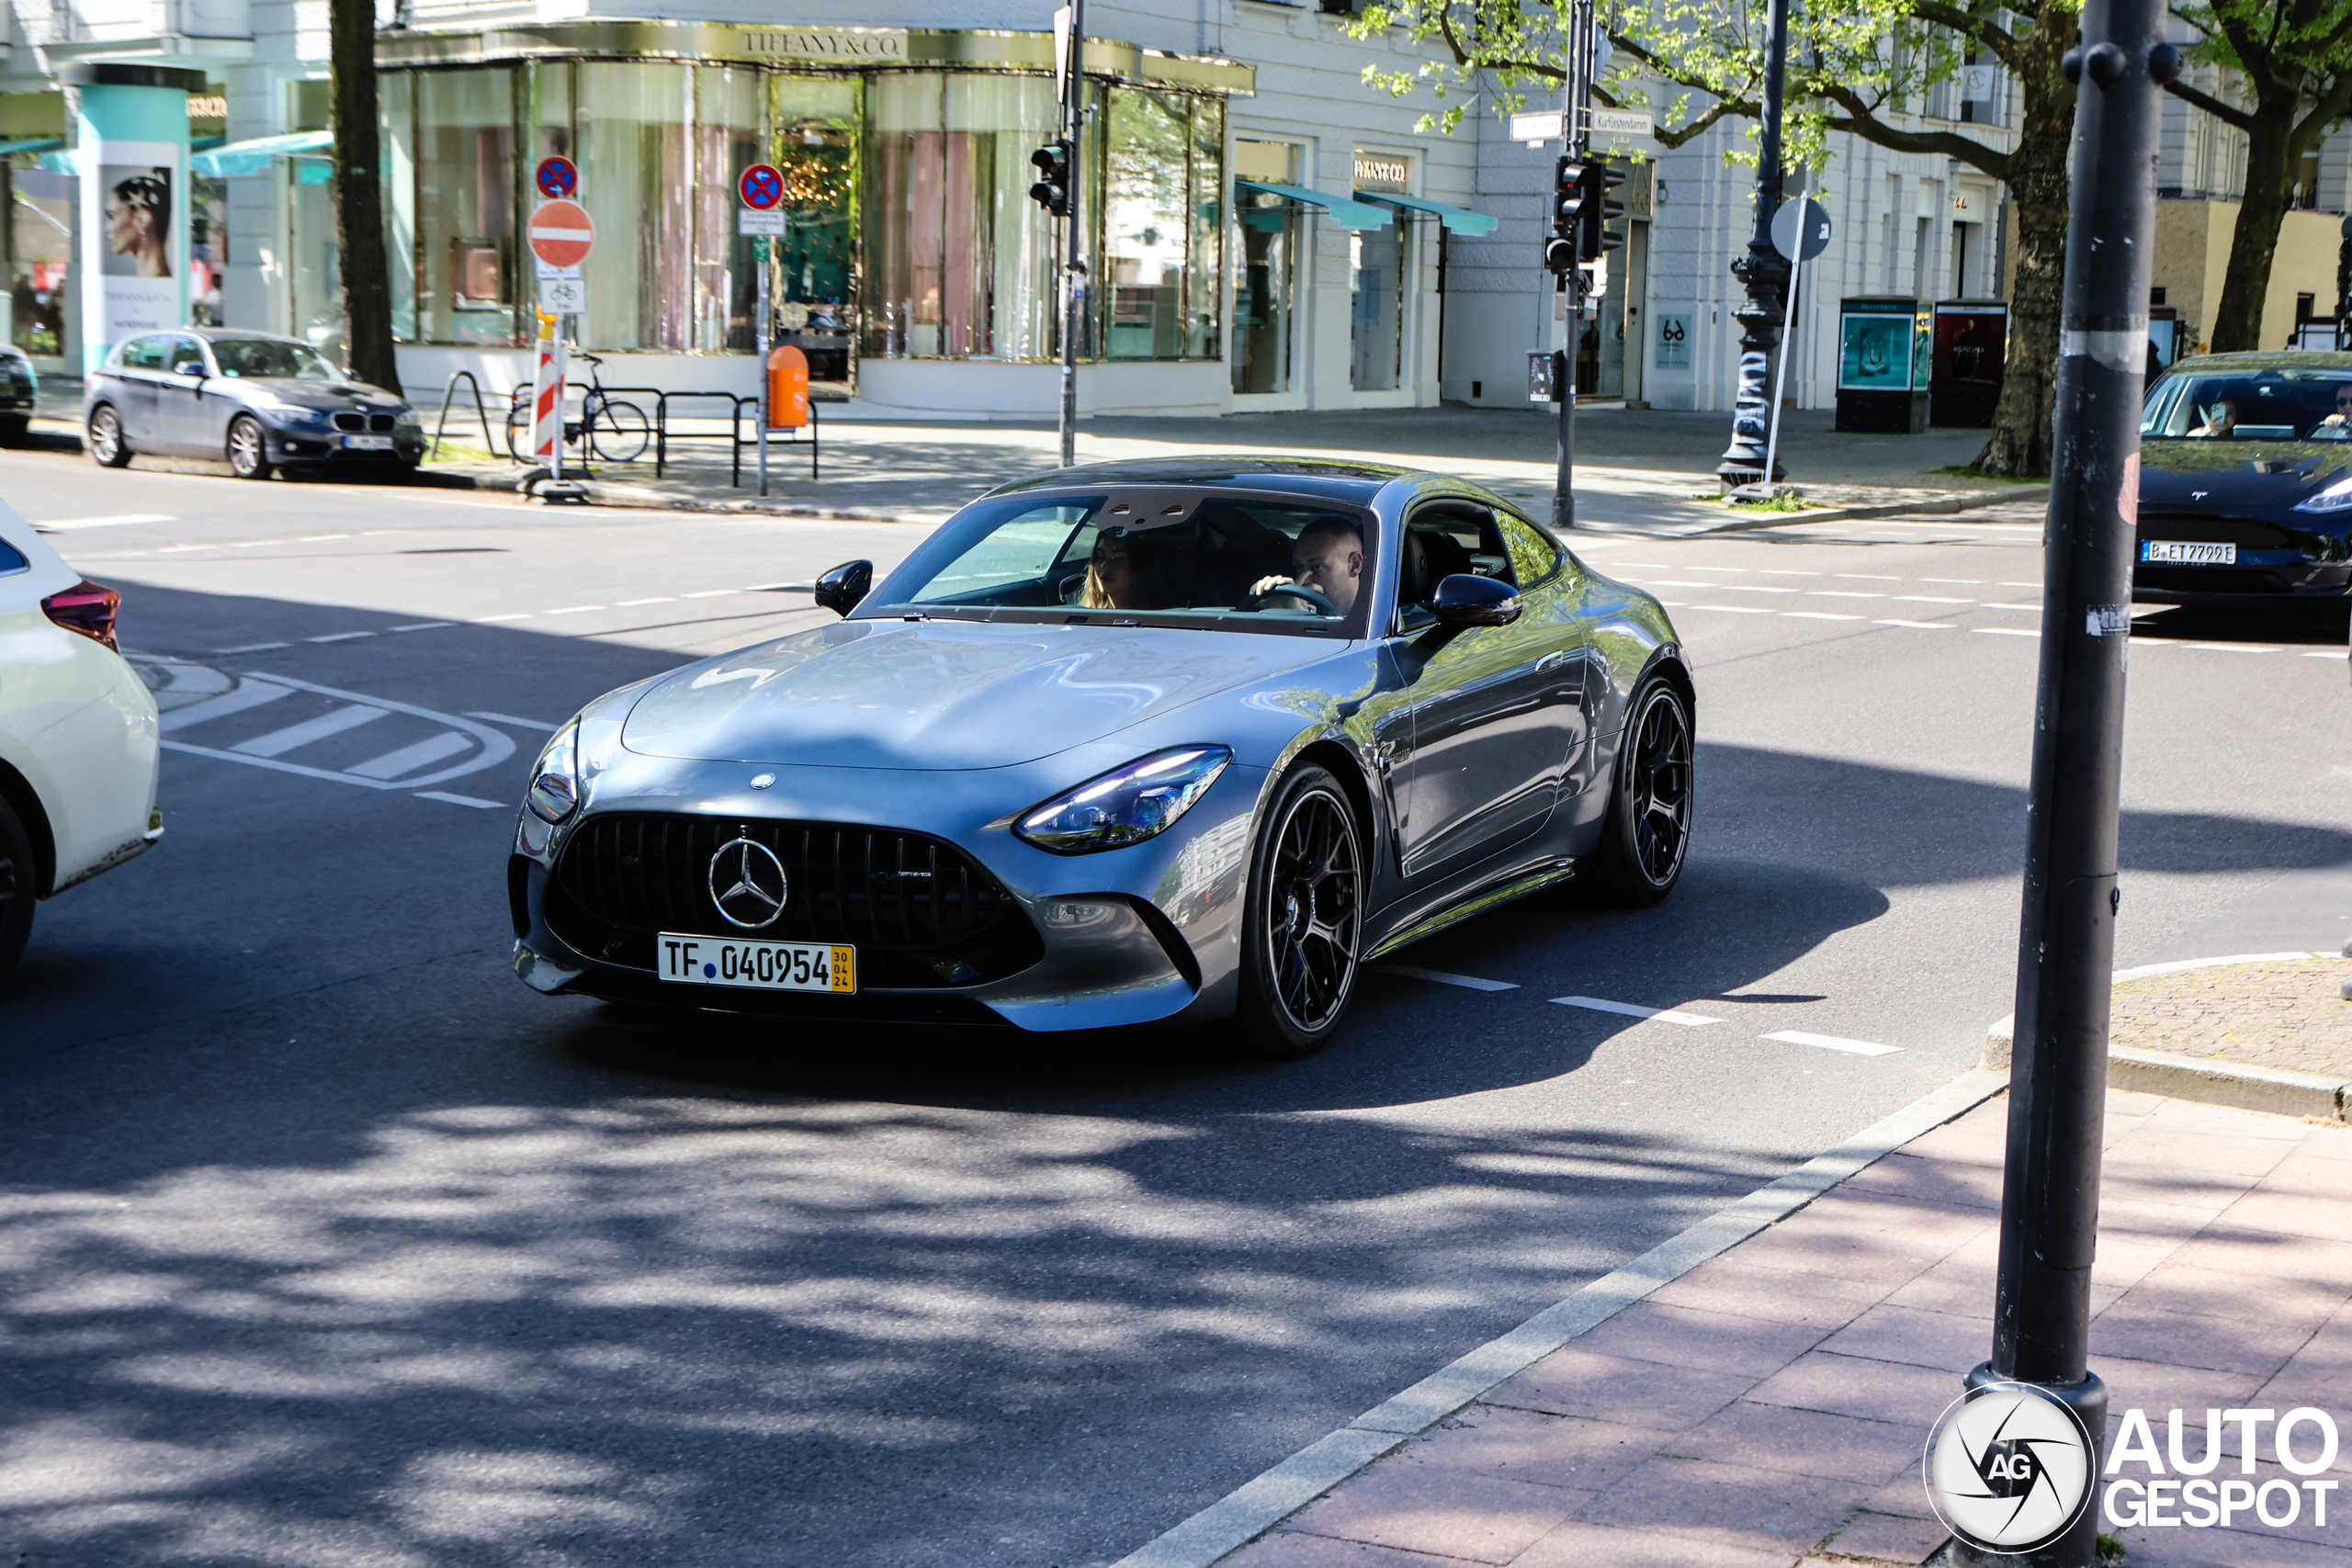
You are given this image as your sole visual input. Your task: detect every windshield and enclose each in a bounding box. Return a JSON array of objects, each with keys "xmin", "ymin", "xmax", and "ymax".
[
  {"xmin": 868, "ymin": 491, "xmax": 1377, "ymax": 635},
  {"xmin": 2142, "ymin": 370, "xmax": 2352, "ymax": 442},
  {"xmin": 210, "ymin": 339, "xmax": 338, "ymax": 380}
]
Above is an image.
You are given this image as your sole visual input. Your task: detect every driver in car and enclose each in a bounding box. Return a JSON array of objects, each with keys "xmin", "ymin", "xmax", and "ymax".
[
  {"xmin": 1251, "ymin": 515, "xmax": 1363, "ymax": 616},
  {"xmin": 2188, "ymin": 399, "xmax": 2238, "ymax": 438}
]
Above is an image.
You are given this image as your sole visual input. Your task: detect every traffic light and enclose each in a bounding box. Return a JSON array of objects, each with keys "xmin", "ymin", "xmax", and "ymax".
[
  {"xmin": 1029, "ymin": 139, "xmax": 1072, "ymax": 217},
  {"xmin": 1546, "ymin": 156, "xmax": 1589, "ymax": 274},
  {"xmin": 1577, "ymin": 162, "xmax": 1628, "ymax": 264}
]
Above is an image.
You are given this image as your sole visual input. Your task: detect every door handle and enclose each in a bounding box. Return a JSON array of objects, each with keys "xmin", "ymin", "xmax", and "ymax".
[{"xmin": 1537, "ymin": 649, "xmax": 1568, "ymax": 671}]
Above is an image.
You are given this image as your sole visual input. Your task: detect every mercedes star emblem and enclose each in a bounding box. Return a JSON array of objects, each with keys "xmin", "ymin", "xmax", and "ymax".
[{"xmin": 709, "ymin": 837, "xmax": 788, "ymax": 930}]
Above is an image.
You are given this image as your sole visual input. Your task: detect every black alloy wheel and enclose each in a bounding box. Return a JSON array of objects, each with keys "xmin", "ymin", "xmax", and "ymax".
[
  {"xmin": 0, "ymin": 795, "xmax": 37, "ymax": 986},
  {"xmin": 88, "ymin": 405, "xmax": 130, "ymax": 468},
  {"xmin": 1578, "ymin": 674, "xmax": 1693, "ymax": 906},
  {"xmin": 1232, "ymin": 764, "xmax": 1364, "ymax": 1057},
  {"xmin": 226, "ymin": 414, "xmax": 274, "ymax": 480}
]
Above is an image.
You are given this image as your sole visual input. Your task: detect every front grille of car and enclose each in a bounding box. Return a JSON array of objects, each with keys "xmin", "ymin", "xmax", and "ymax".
[
  {"xmin": 2134, "ymin": 564, "xmax": 2297, "ymax": 593},
  {"xmin": 547, "ymin": 812, "xmax": 1043, "ymax": 987},
  {"xmin": 332, "ymin": 412, "xmax": 364, "ymax": 432},
  {"xmin": 369, "ymin": 412, "xmax": 397, "ymax": 433},
  {"xmin": 2137, "ymin": 515, "xmax": 2297, "ymax": 550}
]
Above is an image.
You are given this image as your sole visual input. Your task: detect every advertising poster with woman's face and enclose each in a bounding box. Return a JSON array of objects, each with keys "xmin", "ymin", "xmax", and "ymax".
[
  {"xmin": 101, "ymin": 166, "xmax": 173, "ymax": 278},
  {"xmin": 82, "ymin": 142, "xmax": 184, "ymax": 366}
]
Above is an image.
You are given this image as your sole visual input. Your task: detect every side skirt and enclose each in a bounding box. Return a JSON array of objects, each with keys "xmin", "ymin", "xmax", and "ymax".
[{"xmin": 1364, "ymin": 856, "xmax": 1576, "ymax": 962}]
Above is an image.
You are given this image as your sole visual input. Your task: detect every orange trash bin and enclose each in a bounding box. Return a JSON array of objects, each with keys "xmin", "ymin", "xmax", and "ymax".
[{"xmin": 766, "ymin": 344, "xmax": 809, "ymax": 431}]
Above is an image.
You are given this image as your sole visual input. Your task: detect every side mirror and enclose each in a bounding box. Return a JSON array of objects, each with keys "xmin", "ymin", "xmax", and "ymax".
[
  {"xmin": 1429, "ymin": 573, "xmax": 1521, "ymax": 628},
  {"xmin": 813, "ymin": 558, "xmax": 873, "ymax": 617},
  {"xmin": 173, "ymin": 361, "xmax": 207, "ymax": 378}
]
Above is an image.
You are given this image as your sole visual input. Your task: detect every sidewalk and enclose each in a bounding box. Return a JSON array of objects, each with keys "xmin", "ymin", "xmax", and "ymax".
[{"xmin": 1159, "ymin": 1085, "xmax": 2352, "ymax": 1568}]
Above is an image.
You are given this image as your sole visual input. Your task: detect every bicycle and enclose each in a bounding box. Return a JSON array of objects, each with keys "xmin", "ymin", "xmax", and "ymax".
[{"xmin": 505, "ymin": 352, "xmax": 650, "ymax": 465}]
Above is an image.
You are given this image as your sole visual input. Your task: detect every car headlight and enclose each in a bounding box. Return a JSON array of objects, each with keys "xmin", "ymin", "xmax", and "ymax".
[
  {"xmin": 526, "ymin": 721, "xmax": 581, "ymax": 824},
  {"xmin": 1015, "ymin": 746, "xmax": 1231, "ymax": 855},
  {"xmin": 2295, "ymin": 475, "xmax": 2352, "ymax": 513},
  {"xmin": 260, "ymin": 400, "xmax": 329, "ymax": 426}
]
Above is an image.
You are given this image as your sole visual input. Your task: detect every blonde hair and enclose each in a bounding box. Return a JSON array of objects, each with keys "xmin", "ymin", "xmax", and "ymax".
[{"xmin": 1080, "ymin": 533, "xmax": 1128, "ymax": 609}]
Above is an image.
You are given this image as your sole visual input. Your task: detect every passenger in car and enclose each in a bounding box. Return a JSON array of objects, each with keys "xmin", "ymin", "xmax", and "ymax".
[
  {"xmin": 2188, "ymin": 399, "xmax": 2238, "ymax": 438},
  {"xmin": 1080, "ymin": 528, "xmax": 1220, "ymax": 612}
]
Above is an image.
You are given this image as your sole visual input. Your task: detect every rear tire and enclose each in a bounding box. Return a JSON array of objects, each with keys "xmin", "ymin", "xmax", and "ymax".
[
  {"xmin": 1577, "ymin": 673, "xmax": 1693, "ymax": 907},
  {"xmin": 0, "ymin": 795, "xmax": 37, "ymax": 987},
  {"xmin": 226, "ymin": 414, "xmax": 273, "ymax": 480},
  {"xmin": 88, "ymin": 404, "xmax": 130, "ymax": 467},
  {"xmin": 1227, "ymin": 764, "xmax": 1365, "ymax": 1059}
]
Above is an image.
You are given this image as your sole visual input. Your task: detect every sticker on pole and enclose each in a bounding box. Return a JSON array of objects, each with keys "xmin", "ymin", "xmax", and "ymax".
[
  {"xmin": 739, "ymin": 164, "xmax": 786, "ymax": 210},
  {"xmin": 535, "ymin": 156, "xmax": 578, "ymax": 199},
  {"xmin": 527, "ymin": 200, "xmax": 594, "ymax": 269}
]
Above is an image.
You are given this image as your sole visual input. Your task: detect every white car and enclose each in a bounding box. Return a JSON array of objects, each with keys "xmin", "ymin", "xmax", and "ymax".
[{"xmin": 0, "ymin": 501, "xmax": 162, "ymax": 983}]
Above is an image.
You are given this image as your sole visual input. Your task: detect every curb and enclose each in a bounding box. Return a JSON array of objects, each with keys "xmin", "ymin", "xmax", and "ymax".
[
  {"xmin": 1107, "ymin": 1067, "xmax": 2010, "ymax": 1568},
  {"xmin": 1699, "ymin": 482, "xmax": 2049, "ymax": 534},
  {"xmin": 1981, "ymin": 952, "xmax": 2350, "ymax": 1122}
]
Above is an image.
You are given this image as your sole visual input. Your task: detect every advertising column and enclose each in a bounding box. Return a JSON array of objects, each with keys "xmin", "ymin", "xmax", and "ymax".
[{"xmin": 66, "ymin": 63, "xmax": 203, "ymax": 377}]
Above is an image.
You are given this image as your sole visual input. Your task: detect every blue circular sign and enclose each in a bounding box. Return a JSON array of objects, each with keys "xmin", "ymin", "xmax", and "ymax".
[
  {"xmin": 739, "ymin": 164, "xmax": 785, "ymax": 210},
  {"xmin": 536, "ymin": 156, "xmax": 578, "ymax": 199}
]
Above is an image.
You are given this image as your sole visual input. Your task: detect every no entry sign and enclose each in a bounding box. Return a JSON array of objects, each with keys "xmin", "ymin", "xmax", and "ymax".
[
  {"xmin": 739, "ymin": 164, "xmax": 785, "ymax": 210},
  {"xmin": 527, "ymin": 200, "xmax": 595, "ymax": 269}
]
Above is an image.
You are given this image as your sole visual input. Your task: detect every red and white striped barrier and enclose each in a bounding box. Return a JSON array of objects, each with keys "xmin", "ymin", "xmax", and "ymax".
[{"xmin": 531, "ymin": 321, "xmax": 563, "ymax": 462}]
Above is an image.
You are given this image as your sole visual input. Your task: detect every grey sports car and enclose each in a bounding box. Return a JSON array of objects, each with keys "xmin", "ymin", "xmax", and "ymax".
[
  {"xmin": 508, "ymin": 457, "xmax": 1693, "ymax": 1055},
  {"xmin": 83, "ymin": 327, "xmax": 424, "ymax": 479}
]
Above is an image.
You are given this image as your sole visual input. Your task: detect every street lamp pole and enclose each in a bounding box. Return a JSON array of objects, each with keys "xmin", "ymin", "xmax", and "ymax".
[
  {"xmin": 1551, "ymin": 0, "xmax": 1593, "ymax": 533},
  {"xmin": 1960, "ymin": 3, "xmax": 2170, "ymax": 1563},
  {"xmin": 1058, "ymin": 0, "xmax": 1087, "ymax": 468},
  {"xmin": 1714, "ymin": 0, "xmax": 1791, "ymax": 489}
]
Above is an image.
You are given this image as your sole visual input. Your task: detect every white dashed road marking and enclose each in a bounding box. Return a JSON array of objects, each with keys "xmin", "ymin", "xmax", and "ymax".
[
  {"xmin": 468, "ymin": 711, "xmax": 560, "ymax": 731},
  {"xmin": 1551, "ymin": 996, "xmax": 1724, "ymax": 1026},
  {"xmin": 1762, "ymin": 1030, "xmax": 1904, "ymax": 1057},
  {"xmin": 416, "ymin": 791, "xmax": 504, "ymax": 809},
  {"xmin": 155, "ymin": 671, "xmax": 515, "ymax": 801},
  {"xmin": 29, "ymin": 513, "xmax": 175, "ymax": 531},
  {"xmin": 1975, "ymin": 627, "xmax": 2039, "ymax": 637},
  {"xmin": 1379, "ymin": 965, "xmax": 1521, "ymax": 992},
  {"xmin": 232, "ymin": 704, "xmax": 389, "ymax": 757}
]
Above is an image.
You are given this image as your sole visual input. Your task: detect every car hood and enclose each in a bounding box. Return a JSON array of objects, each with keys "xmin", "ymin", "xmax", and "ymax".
[
  {"xmin": 620, "ymin": 617, "xmax": 1328, "ymax": 771},
  {"xmin": 2140, "ymin": 438, "xmax": 2352, "ymax": 508},
  {"xmin": 227, "ymin": 377, "xmax": 402, "ymax": 410}
]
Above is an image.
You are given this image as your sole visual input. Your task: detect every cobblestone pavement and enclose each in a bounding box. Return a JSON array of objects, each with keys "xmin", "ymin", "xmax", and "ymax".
[{"xmin": 2111, "ymin": 956, "xmax": 2352, "ymax": 1079}]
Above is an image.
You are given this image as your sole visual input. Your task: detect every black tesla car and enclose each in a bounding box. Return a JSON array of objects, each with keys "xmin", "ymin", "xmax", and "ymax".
[{"xmin": 2135, "ymin": 350, "xmax": 2352, "ymax": 604}]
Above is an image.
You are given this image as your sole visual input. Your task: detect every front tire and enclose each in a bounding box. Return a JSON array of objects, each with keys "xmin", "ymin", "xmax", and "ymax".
[
  {"xmin": 0, "ymin": 794, "xmax": 37, "ymax": 987},
  {"xmin": 1229, "ymin": 764, "xmax": 1365, "ymax": 1058},
  {"xmin": 589, "ymin": 399, "xmax": 650, "ymax": 463},
  {"xmin": 1578, "ymin": 673, "xmax": 1693, "ymax": 907},
  {"xmin": 226, "ymin": 414, "xmax": 273, "ymax": 480},
  {"xmin": 88, "ymin": 404, "xmax": 130, "ymax": 467}
]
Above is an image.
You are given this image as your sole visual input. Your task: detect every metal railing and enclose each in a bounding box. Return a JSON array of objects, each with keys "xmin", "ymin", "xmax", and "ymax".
[
  {"xmin": 427, "ymin": 370, "xmax": 498, "ymax": 460},
  {"xmin": 447, "ymin": 377, "xmax": 824, "ymax": 491}
]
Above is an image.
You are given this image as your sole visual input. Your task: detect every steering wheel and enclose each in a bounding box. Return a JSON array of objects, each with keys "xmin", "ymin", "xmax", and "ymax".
[{"xmin": 1253, "ymin": 582, "xmax": 1340, "ymax": 616}]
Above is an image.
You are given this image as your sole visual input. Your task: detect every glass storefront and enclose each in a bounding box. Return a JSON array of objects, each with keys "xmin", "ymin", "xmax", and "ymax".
[
  {"xmin": 372, "ymin": 51, "xmax": 1225, "ymax": 383},
  {"xmin": 1229, "ymin": 140, "xmax": 1296, "ymax": 395},
  {"xmin": 1349, "ymin": 220, "xmax": 1407, "ymax": 391}
]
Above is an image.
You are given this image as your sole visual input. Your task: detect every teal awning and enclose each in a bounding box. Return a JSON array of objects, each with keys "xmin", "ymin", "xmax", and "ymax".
[
  {"xmin": 1354, "ymin": 189, "xmax": 1498, "ymax": 236},
  {"xmin": 1235, "ymin": 179, "xmax": 1390, "ymax": 231},
  {"xmin": 0, "ymin": 138, "xmax": 62, "ymax": 157},
  {"xmin": 192, "ymin": 130, "xmax": 332, "ymax": 177}
]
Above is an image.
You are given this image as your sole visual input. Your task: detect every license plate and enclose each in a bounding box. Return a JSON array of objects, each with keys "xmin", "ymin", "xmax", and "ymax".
[
  {"xmin": 658, "ymin": 932, "xmax": 855, "ymax": 994},
  {"xmin": 342, "ymin": 434, "xmax": 394, "ymax": 451},
  {"xmin": 2142, "ymin": 539, "xmax": 2235, "ymax": 565}
]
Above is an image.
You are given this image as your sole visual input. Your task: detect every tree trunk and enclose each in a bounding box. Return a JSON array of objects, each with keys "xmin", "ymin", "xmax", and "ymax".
[
  {"xmin": 2209, "ymin": 104, "xmax": 2297, "ymax": 352},
  {"xmin": 331, "ymin": 0, "xmax": 400, "ymax": 394},
  {"xmin": 1973, "ymin": 10, "xmax": 2075, "ymax": 479}
]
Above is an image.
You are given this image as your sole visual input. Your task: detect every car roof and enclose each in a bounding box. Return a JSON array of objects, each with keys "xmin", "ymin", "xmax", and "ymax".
[
  {"xmin": 985, "ymin": 456, "xmax": 1416, "ymax": 507},
  {"xmin": 2165, "ymin": 350, "xmax": 2352, "ymax": 375}
]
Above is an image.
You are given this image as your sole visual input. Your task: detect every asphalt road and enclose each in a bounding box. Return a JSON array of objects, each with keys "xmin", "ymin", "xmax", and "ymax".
[{"xmin": 2, "ymin": 453, "xmax": 2346, "ymax": 1567}]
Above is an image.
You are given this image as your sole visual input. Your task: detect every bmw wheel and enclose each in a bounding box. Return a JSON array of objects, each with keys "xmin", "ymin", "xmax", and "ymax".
[
  {"xmin": 1230, "ymin": 764, "xmax": 1364, "ymax": 1058},
  {"xmin": 227, "ymin": 414, "xmax": 274, "ymax": 480},
  {"xmin": 88, "ymin": 404, "xmax": 130, "ymax": 468},
  {"xmin": 0, "ymin": 794, "xmax": 35, "ymax": 987},
  {"xmin": 1578, "ymin": 673, "xmax": 1693, "ymax": 907}
]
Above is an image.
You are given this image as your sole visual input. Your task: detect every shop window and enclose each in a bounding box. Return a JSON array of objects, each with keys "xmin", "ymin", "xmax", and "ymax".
[
  {"xmin": 574, "ymin": 62, "xmax": 689, "ymax": 352},
  {"xmin": 1101, "ymin": 87, "xmax": 1221, "ymax": 361},
  {"xmin": 7, "ymin": 161, "xmax": 74, "ymax": 358},
  {"xmin": 1351, "ymin": 218, "xmax": 1406, "ymax": 390},
  {"xmin": 1231, "ymin": 139, "xmax": 1296, "ymax": 394},
  {"xmin": 771, "ymin": 76, "xmax": 858, "ymax": 388},
  {"xmin": 863, "ymin": 72, "xmax": 1060, "ymax": 361},
  {"xmin": 413, "ymin": 67, "xmax": 519, "ymax": 346}
]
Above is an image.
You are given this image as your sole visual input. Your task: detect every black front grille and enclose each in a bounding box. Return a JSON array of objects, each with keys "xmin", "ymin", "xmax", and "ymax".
[
  {"xmin": 2134, "ymin": 564, "xmax": 2297, "ymax": 593},
  {"xmin": 332, "ymin": 412, "xmax": 365, "ymax": 432},
  {"xmin": 369, "ymin": 412, "xmax": 397, "ymax": 433},
  {"xmin": 548, "ymin": 812, "xmax": 1042, "ymax": 987},
  {"xmin": 2138, "ymin": 515, "xmax": 2296, "ymax": 550}
]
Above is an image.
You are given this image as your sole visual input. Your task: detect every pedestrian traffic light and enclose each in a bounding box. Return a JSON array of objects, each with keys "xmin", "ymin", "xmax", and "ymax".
[
  {"xmin": 1547, "ymin": 156, "xmax": 1589, "ymax": 274},
  {"xmin": 1029, "ymin": 139, "xmax": 1072, "ymax": 217},
  {"xmin": 1577, "ymin": 162, "xmax": 1627, "ymax": 264}
]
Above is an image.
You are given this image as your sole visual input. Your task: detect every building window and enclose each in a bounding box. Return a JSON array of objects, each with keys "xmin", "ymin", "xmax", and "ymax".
[
  {"xmin": 412, "ymin": 67, "xmax": 519, "ymax": 347},
  {"xmin": 771, "ymin": 77, "xmax": 859, "ymax": 387},
  {"xmin": 1101, "ymin": 86, "xmax": 1223, "ymax": 360},
  {"xmin": 1350, "ymin": 220, "xmax": 1406, "ymax": 390},
  {"xmin": 1231, "ymin": 138, "xmax": 1297, "ymax": 394}
]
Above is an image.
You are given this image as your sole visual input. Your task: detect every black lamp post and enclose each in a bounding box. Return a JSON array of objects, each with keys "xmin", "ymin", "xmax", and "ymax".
[{"xmin": 1714, "ymin": 0, "xmax": 1791, "ymax": 489}]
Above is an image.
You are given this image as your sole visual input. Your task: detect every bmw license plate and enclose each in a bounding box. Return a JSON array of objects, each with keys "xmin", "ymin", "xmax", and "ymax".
[
  {"xmin": 657, "ymin": 932, "xmax": 855, "ymax": 993},
  {"xmin": 342, "ymin": 434, "xmax": 394, "ymax": 451},
  {"xmin": 2142, "ymin": 539, "xmax": 2235, "ymax": 565}
]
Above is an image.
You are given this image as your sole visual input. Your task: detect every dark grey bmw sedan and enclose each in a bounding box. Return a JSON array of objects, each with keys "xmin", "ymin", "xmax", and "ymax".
[{"xmin": 82, "ymin": 328, "xmax": 424, "ymax": 479}]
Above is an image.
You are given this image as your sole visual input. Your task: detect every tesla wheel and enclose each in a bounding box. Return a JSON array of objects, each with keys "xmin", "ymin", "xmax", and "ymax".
[
  {"xmin": 88, "ymin": 405, "xmax": 130, "ymax": 468},
  {"xmin": 1230, "ymin": 764, "xmax": 1365, "ymax": 1058},
  {"xmin": 589, "ymin": 399, "xmax": 650, "ymax": 463},
  {"xmin": 226, "ymin": 415, "xmax": 274, "ymax": 480},
  {"xmin": 1578, "ymin": 673, "xmax": 1693, "ymax": 907},
  {"xmin": 0, "ymin": 794, "xmax": 35, "ymax": 987}
]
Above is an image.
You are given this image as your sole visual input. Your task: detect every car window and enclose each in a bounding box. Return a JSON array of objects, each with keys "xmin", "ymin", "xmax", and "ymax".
[
  {"xmin": 169, "ymin": 337, "xmax": 209, "ymax": 375},
  {"xmin": 2143, "ymin": 370, "xmax": 2352, "ymax": 441},
  {"xmin": 211, "ymin": 339, "xmax": 337, "ymax": 379},
  {"xmin": 119, "ymin": 336, "xmax": 169, "ymax": 372},
  {"xmin": 0, "ymin": 534, "xmax": 26, "ymax": 576},
  {"xmin": 1498, "ymin": 514, "xmax": 1563, "ymax": 587},
  {"xmin": 875, "ymin": 489, "xmax": 1377, "ymax": 636}
]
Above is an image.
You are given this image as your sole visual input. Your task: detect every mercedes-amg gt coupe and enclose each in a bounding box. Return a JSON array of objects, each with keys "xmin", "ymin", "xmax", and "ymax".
[{"xmin": 508, "ymin": 457, "xmax": 1692, "ymax": 1055}]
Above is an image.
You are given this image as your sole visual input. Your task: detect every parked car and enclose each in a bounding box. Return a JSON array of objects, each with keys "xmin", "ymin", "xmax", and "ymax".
[
  {"xmin": 506, "ymin": 457, "xmax": 1693, "ymax": 1055},
  {"xmin": 2136, "ymin": 350, "xmax": 2352, "ymax": 603},
  {"xmin": 82, "ymin": 328, "xmax": 424, "ymax": 480},
  {"xmin": 0, "ymin": 500, "xmax": 163, "ymax": 986},
  {"xmin": 0, "ymin": 343, "xmax": 38, "ymax": 444}
]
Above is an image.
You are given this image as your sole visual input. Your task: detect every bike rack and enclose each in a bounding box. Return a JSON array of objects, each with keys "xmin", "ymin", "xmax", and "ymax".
[
  {"xmin": 756, "ymin": 400, "xmax": 821, "ymax": 483},
  {"xmin": 428, "ymin": 370, "xmax": 498, "ymax": 461},
  {"xmin": 653, "ymin": 391, "xmax": 759, "ymax": 481}
]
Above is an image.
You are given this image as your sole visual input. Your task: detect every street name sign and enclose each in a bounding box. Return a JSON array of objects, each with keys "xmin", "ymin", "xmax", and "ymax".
[
  {"xmin": 1589, "ymin": 107, "xmax": 1655, "ymax": 139},
  {"xmin": 1510, "ymin": 110, "xmax": 1563, "ymax": 145}
]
